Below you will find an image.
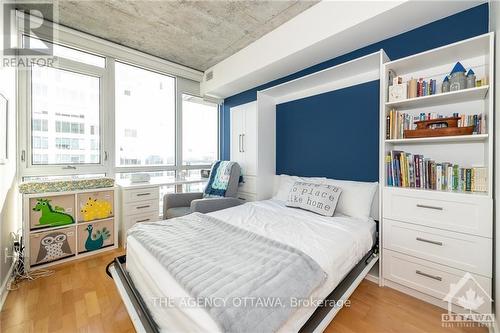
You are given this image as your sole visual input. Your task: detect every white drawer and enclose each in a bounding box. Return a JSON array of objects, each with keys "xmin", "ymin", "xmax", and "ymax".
[
  {"xmin": 123, "ymin": 187, "xmax": 159, "ymax": 203},
  {"xmin": 237, "ymin": 191, "xmax": 256, "ymax": 202},
  {"xmin": 383, "ymin": 187, "xmax": 492, "ymax": 237},
  {"xmin": 124, "ymin": 211, "xmax": 159, "ymax": 229},
  {"xmin": 238, "ymin": 176, "xmax": 256, "ymax": 194},
  {"xmin": 383, "ymin": 219, "xmax": 492, "ymax": 277},
  {"xmin": 124, "ymin": 199, "xmax": 158, "ymax": 215},
  {"xmin": 121, "ymin": 211, "xmax": 160, "ymax": 246},
  {"xmin": 383, "ymin": 250, "xmax": 491, "ymax": 314}
]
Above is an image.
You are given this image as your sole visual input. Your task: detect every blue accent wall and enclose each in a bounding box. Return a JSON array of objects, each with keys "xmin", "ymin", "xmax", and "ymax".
[
  {"xmin": 221, "ymin": 3, "xmax": 489, "ymax": 174},
  {"xmin": 276, "ymin": 80, "xmax": 380, "ymax": 181}
]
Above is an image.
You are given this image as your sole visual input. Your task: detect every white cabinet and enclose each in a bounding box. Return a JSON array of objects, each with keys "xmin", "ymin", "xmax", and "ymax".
[
  {"xmin": 231, "ymin": 101, "xmax": 257, "ymax": 177},
  {"xmin": 380, "ymin": 33, "xmax": 494, "ymax": 314},
  {"xmin": 231, "ymin": 101, "xmax": 265, "ymax": 200},
  {"xmin": 119, "ymin": 184, "xmax": 160, "ymax": 246}
]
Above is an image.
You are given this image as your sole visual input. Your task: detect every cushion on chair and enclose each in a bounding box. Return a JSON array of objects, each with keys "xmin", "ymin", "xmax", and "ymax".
[
  {"xmin": 225, "ymin": 163, "xmax": 241, "ymax": 198},
  {"xmin": 165, "ymin": 206, "xmax": 192, "ymax": 219}
]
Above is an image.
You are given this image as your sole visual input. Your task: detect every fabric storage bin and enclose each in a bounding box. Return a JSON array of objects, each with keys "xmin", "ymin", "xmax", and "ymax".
[
  {"xmin": 77, "ymin": 219, "xmax": 114, "ymax": 253},
  {"xmin": 29, "ymin": 194, "xmax": 75, "ymax": 230},
  {"xmin": 30, "ymin": 226, "xmax": 76, "ymax": 266},
  {"xmin": 77, "ymin": 190, "xmax": 114, "ymax": 222}
]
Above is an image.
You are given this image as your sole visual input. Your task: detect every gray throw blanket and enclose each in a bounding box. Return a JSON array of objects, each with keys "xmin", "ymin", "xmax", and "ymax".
[{"xmin": 128, "ymin": 212, "xmax": 326, "ymax": 333}]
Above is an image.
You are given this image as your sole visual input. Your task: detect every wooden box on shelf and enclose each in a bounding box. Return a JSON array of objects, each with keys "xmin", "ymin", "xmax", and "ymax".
[{"xmin": 403, "ymin": 117, "xmax": 475, "ymax": 138}]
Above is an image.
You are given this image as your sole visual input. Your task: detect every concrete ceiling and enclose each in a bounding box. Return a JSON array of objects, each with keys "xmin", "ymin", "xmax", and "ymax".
[{"xmin": 18, "ymin": 0, "xmax": 319, "ymax": 71}]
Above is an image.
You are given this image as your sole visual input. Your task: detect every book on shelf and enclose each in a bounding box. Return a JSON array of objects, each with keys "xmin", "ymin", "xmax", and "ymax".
[
  {"xmin": 386, "ymin": 110, "xmax": 486, "ymax": 139},
  {"xmin": 385, "ymin": 150, "xmax": 487, "ymax": 193},
  {"xmin": 416, "ymin": 78, "xmax": 437, "ymax": 97}
]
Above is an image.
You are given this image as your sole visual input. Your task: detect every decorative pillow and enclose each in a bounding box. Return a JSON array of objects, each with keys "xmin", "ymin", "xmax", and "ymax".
[
  {"xmin": 286, "ymin": 182, "xmax": 342, "ymax": 217},
  {"xmin": 274, "ymin": 175, "xmax": 326, "ymax": 202},
  {"xmin": 320, "ymin": 179, "xmax": 377, "ymax": 219}
]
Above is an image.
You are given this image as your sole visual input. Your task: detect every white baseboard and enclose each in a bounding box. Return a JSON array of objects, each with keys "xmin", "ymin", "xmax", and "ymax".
[
  {"xmin": 364, "ymin": 273, "xmax": 379, "ymax": 284},
  {"xmin": 0, "ymin": 261, "xmax": 15, "ymax": 311}
]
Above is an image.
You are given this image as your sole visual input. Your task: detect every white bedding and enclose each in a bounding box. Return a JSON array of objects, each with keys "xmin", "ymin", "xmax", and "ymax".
[{"xmin": 126, "ymin": 199, "xmax": 376, "ymax": 332}]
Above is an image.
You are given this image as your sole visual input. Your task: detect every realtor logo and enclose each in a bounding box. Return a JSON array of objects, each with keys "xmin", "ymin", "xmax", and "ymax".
[
  {"xmin": 2, "ymin": 1, "xmax": 54, "ymax": 56},
  {"xmin": 441, "ymin": 272, "xmax": 494, "ymax": 328}
]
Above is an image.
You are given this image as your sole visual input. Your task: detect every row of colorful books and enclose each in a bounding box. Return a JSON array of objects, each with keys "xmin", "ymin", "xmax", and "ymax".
[
  {"xmin": 386, "ymin": 110, "xmax": 486, "ymax": 139},
  {"xmin": 416, "ymin": 78, "xmax": 437, "ymax": 97},
  {"xmin": 385, "ymin": 150, "xmax": 487, "ymax": 192}
]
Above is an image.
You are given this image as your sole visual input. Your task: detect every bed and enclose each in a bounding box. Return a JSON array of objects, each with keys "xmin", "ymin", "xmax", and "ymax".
[{"xmin": 109, "ymin": 195, "xmax": 378, "ymax": 333}]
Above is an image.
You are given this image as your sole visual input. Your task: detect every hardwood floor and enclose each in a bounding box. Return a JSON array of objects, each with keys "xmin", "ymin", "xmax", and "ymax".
[{"xmin": 0, "ymin": 249, "xmax": 488, "ymax": 333}]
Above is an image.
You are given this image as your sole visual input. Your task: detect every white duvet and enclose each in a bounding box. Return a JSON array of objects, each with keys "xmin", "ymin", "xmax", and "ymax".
[{"xmin": 126, "ymin": 199, "xmax": 376, "ymax": 332}]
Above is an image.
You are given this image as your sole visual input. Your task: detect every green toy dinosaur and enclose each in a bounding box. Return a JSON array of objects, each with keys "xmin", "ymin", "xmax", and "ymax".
[
  {"xmin": 32, "ymin": 199, "xmax": 74, "ymax": 227},
  {"xmin": 85, "ymin": 224, "xmax": 111, "ymax": 252}
]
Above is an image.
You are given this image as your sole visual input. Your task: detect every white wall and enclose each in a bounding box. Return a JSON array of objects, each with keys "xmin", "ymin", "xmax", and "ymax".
[
  {"xmin": 492, "ymin": 0, "xmax": 500, "ymax": 328},
  {"xmin": 0, "ymin": 2, "xmax": 19, "ymax": 307},
  {"xmin": 201, "ymin": 0, "xmax": 486, "ymax": 98}
]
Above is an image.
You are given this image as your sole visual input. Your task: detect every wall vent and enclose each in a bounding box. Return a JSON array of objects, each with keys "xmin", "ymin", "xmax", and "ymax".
[{"xmin": 205, "ymin": 71, "xmax": 213, "ymax": 81}]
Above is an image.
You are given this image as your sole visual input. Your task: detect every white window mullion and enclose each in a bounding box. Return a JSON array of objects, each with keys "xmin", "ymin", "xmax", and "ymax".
[{"xmin": 104, "ymin": 57, "xmax": 115, "ymax": 177}]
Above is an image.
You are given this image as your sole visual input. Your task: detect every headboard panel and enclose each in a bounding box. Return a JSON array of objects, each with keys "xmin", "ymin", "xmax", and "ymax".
[{"xmin": 275, "ymin": 80, "xmax": 380, "ymax": 182}]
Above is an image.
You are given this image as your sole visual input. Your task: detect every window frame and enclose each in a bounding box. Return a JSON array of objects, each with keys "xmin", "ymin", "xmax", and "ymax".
[
  {"xmin": 18, "ymin": 49, "xmax": 109, "ymax": 177},
  {"xmin": 181, "ymin": 93, "xmax": 220, "ymax": 167},
  {"xmin": 16, "ymin": 12, "xmax": 218, "ymax": 180},
  {"xmin": 113, "ymin": 60, "xmax": 178, "ymax": 172}
]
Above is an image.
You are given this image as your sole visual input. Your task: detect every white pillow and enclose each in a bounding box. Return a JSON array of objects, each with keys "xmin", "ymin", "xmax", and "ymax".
[
  {"xmin": 273, "ymin": 175, "xmax": 326, "ymax": 202},
  {"xmin": 286, "ymin": 182, "xmax": 342, "ymax": 216},
  {"xmin": 320, "ymin": 178, "xmax": 378, "ymax": 219}
]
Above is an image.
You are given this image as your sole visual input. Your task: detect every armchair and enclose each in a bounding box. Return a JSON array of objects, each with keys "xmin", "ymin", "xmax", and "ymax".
[{"xmin": 163, "ymin": 163, "xmax": 242, "ymax": 219}]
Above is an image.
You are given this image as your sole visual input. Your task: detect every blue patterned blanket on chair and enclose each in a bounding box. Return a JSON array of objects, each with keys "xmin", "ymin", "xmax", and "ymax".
[{"xmin": 203, "ymin": 161, "xmax": 237, "ymax": 198}]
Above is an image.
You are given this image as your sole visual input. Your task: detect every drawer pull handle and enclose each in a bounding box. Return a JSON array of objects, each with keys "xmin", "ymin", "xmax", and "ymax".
[
  {"xmin": 416, "ymin": 204, "xmax": 443, "ymax": 211},
  {"xmin": 136, "ymin": 193, "xmax": 151, "ymax": 197},
  {"xmin": 416, "ymin": 270, "xmax": 442, "ymax": 281},
  {"xmin": 416, "ymin": 237, "xmax": 443, "ymax": 246},
  {"xmin": 136, "ymin": 205, "xmax": 150, "ymax": 209},
  {"xmin": 137, "ymin": 218, "xmax": 150, "ymax": 223}
]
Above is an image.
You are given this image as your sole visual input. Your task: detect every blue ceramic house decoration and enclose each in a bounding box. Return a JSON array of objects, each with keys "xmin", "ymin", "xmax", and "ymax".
[
  {"xmin": 466, "ymin": 69, "xmax": 476, "ymax": 88},
  {"xmin": 442, "ymin": 75, "xmax": 450, "ymax": 93},
  {"xmin": 449, "ymin": 61, "xmax": 467, "ymax": 91},
  {"xmin": 451, "ymin": 62, "xmax": 466, "ymax": 74}
]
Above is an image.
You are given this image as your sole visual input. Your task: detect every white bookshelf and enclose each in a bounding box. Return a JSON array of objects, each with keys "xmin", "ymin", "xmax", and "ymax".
[
  {"xmin": 385, "ymin": 85, "xmax": 489, "ymax": 109},
  {"xmin": 379, "ymin": 32, "xmax": 494, "ymax": 313},
  {"xmin": 382, "ymin": 32, "xmax": 494, "ymax": 198},
  {"xmin": 385, "ymin": 134, "xmax": 489, "ymax": 145}
]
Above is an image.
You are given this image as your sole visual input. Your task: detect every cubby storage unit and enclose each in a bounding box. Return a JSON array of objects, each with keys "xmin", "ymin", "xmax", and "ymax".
[
  {"xmin": 23, "ymin": 187, "xmax": 118, "ymax": 269},
  {"xmin": 380, "ymin": 33, "xmax": 494, "ymax": 312}
]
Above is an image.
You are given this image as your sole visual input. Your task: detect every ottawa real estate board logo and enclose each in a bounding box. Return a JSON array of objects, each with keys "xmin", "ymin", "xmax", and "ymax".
[
  {"xmin": 442, "ymin": 272, "xmax": 494, "ymax": 328},
  {"xmin": 2, "ymin": 1, "xmax": 57, "ymax": 67}
]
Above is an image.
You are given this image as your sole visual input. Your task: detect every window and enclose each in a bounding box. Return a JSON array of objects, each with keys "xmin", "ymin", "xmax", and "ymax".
[
  {"xmin": 32, "ymin": 136, "xmax": 48, "ymax": 149},
  {"xmin": 32, "ymin": 119, "xmax": 48, "ymax": 132},
  {"xmin": 182, "ymin": 94, "xmax": 218, "ymax": 165},
  {"xmin": 115, "ymin": 62, "xmax": 176, "ymax": 167},
  {"xmin": 24, "ymin": 36, "xmax": 106, "ymax": 68},
  {"xmin": 31, "ymin": 66, "xmax": 100, "ymax": 165},
  {"xmin": 20, "ymin": 19, "xmax": 219, "ymax": 185}
]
